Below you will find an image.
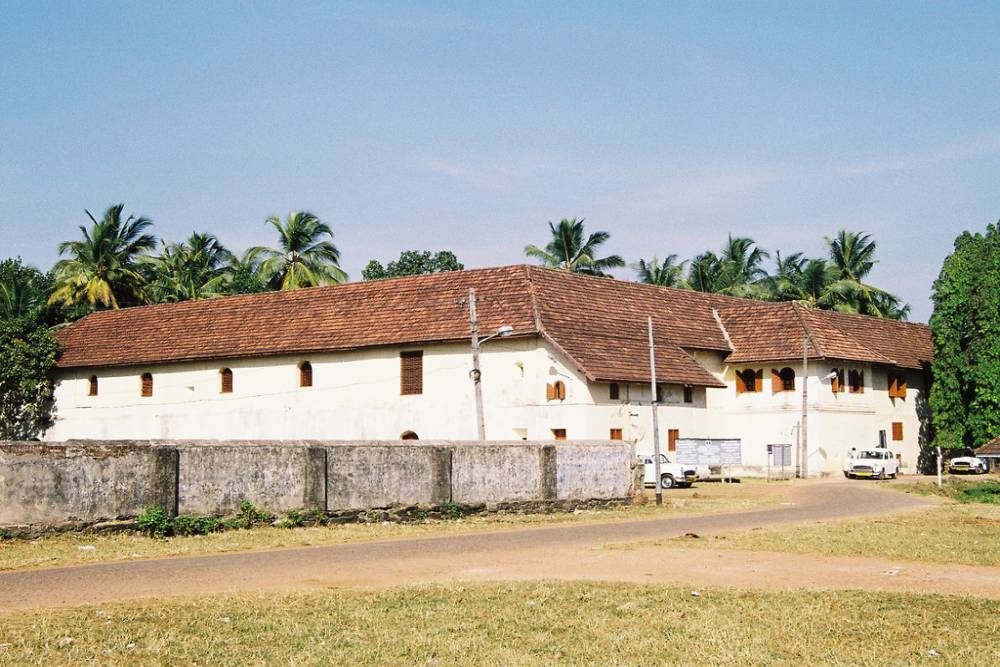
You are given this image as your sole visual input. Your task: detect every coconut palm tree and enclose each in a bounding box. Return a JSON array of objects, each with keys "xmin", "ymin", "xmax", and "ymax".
[
  {"xmin": 148, "ymin": 232, "xmax": 234, "ymax": 302},
  {"xmin": 687, "ymin": 251, "xmax": 724, "ymax": 293},
  {"xmin": 719, "ymin": 235, "xmax": 770, "ymax": 286},
  {"xmin": 49, "ymin": 204, "xmax": 158, "ymax": 309},
  {"xmin": 524, "ymin": 218, "xmax": 625, "ymax": 277},
  {"xmin": 633, "ymin": 255, "xmax": 688, "ymax": 288},
  {"xmin": 827, "ymin": 230, "xmax": 878, "ymax": 281},
  {"xmin": 246, "ymin": 212, "xmax": 347, "ymax": 290},
  {"xmin": 0, "ymin": 259, "xmax": 50, "ymax": 321}
]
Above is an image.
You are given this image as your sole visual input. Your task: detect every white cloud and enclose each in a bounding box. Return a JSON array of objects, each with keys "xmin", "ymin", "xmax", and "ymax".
[{"xmin": 840, "ymin": 131, "xmax": 1000, "ymax": 175}]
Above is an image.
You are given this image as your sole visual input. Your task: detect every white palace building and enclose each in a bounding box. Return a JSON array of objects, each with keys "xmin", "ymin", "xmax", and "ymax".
[{"xmin": 47, "ymin": 265, "xmax": 933, "ymax": 477}]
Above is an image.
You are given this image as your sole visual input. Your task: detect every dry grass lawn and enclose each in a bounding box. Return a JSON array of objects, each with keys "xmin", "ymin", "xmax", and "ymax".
[
  {"xmin": 0, "ymin": 582, "xmax": 996, "ymax": 666},
  {"xmin": 639, "ymin": 502, "xmax": 1000, "ymax": 567},
  {"xmin": 0, "ymin": 480, "xmax": 788, "ymax": 572}
]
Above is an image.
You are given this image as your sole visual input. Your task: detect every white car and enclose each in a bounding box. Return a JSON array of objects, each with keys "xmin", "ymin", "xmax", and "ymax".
[
  {"xmin": 844, "ymin": 449, "xmax": 899, "ymax": 480},
  {"xmin": 948, "ymin": 456, "xmax": 988, "ymax": 474},
  {"xmin": 637, "ymin": 454, "xmax": 699, "ymax": 489}
]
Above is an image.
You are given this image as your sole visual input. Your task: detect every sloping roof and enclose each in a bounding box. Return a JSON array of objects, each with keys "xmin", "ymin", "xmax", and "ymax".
[
  {"xmin": 976, "ymin": 436, "xmax": 1000, "ymax": 457},
  {"xmin": 55, "ymin": 265, "xmax": 932, "ymax": 385}
]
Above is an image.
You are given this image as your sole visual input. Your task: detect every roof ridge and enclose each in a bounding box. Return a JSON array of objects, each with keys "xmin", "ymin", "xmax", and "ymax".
[{"xmin": 791, "ymin": 302, "xmax": 825, "ymax": 359}]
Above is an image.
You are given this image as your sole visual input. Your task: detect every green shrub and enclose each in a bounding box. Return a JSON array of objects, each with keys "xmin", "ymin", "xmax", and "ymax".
[
  {"xmin": 172, "ymin": 515, "xmax": 223, "ymax": 536},
  {"xmin": 441, "ymin": 502, "xmax": 466, "ymax": 520},
  {"xmin": 956, "ymin": 481, "xmax": 1000, "ymax": 504},
  {"xmin": 0, "ymin": 528, "xmax": 12, "ymax": 540},
  {"xmin": 137, "ymin": 506, "xmax": 172, "ymax": 537},
  {"xmin": 236, "ymin": 500, "xmax": 271, "ymax": 529}
]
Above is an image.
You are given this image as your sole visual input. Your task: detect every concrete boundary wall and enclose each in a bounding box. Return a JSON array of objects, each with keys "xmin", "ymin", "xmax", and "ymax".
[{"xmin": 0, "ymin": 440, "xmax": 631, "ymax": 527}]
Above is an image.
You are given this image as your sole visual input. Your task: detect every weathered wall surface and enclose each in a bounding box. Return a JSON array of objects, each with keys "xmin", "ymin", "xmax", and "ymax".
[
  {"xmin": 173, "ymin": 442, "xmax": 326, "ymax": 515},
  {"xmin": 451, "ymin": 442, "xmax": 546, "ymax": 503},
  {"xmin": 0, "ymin": 441, "xmax": 176, "ymax": 525},
  {"xmin": 325, "ymin": 443, "xmax": 450, "ymax": 509},
  {"xmin": 0, "ymin": 439, "xmax": 631, "ymax": 527}
]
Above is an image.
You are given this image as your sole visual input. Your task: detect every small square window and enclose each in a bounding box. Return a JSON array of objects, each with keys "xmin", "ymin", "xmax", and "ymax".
[{"xmin": 610, "ymin": 428, "xmax": 623, "ymax": 440}]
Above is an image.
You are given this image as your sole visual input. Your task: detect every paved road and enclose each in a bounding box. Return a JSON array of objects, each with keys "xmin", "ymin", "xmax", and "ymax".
[{"xmin": 0, "ymin": 481, "xmax": 939, "ymax": 611}]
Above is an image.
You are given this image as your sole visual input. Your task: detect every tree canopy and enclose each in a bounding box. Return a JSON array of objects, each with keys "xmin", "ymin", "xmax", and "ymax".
[
  {"xmin": 524, "ymin": 218, "xmax": 625, "ymax": 277},
  {"xmin": 247, "ymin": 211, "xmax": 347, "ymax": 290},
  {"xmin": 362, "ymin": 250, "xmax": 464, "ymax": 281},
  {"xmin": 929, "ymin": 222, "xmax": 1000, "ymax": 452}
]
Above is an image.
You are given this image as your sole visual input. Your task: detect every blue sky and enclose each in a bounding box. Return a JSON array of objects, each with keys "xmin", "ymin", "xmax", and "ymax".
[{"xmin": 2, "ymin": 1, "xmax": 999, "ymax": 322}]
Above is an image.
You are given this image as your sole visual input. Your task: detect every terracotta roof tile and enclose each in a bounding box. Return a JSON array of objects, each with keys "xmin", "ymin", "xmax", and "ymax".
[
  {"xmin": 976, "ymin": 435, "xmax": 1000, "ymax": 456},
  {"xmin": 55, "ymin": 265, "xmax": 932, "ymax": 389}
]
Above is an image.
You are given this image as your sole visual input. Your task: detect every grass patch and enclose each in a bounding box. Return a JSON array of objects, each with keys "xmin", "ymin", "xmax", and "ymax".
[
  {"xmin": 630, "ymin": 504, "xmax": 1000, "ymax": 567},
  {"xmin": 894, "ymin": 478, "xmax": 1000, "ymax": 504},
  {"xmin": 0, "ymin": 480, "xmax": 788, "ymax": 572},
  {"xmin": 0, "ymin": 582, "xmax": 996, "ymax": 665}
]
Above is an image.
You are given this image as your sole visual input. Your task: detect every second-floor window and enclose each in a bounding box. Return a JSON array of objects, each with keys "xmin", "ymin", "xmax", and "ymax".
[
  {"xmin": 546, "ymin": 380, "xmax": 566, "ymax": 401},
  {"xmin": 220, "ymin": 368, "xmax": 233, "ymax": 394},
  {"xmin": 140, "ymin": 372, "xmax": 153, "ymax": 398},
  {"xmin": 830, "ymin": 368, "xmax": 845, "ymax": 393},
  {"xmin": 609, "ymin": 383, "xmax": 620, "ymax": 400},
  {"xmin": 299, "ymin": 361, "xmax": 313, "ymax": 388},
  {"xmin": 88, "ymin": 375, "xmax": 98, "ymax": 396},
  {"xmin": 683, "ymin": 385, "xmax": 693, "ymax": 403},
  {"xmin": 400, "ymin": 351, "xmax": 423, "ymax": 395},
  {"xmin": 736, "ymin": 369, "xmax": 761, "ymax": 394},
  {"xmin": 888, "ymin": 372, "xmax": 907, "ymax": 399},
  {"xmin": 772, "ymin": 367, "xmax": 795, "ymax": 392},
  {"xmin": 849, "ymin": 369, "xmax": 864, "ymax": 394}
]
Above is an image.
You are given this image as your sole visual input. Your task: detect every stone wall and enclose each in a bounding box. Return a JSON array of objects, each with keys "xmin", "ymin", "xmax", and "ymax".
[{"xmin": 0, "ymin": 439, "xmax": 631, "ymax": 528}]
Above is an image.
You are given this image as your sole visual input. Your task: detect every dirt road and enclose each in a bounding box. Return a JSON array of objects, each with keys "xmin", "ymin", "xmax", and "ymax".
[{"xmin": 5, "ymin": 480, "xmax": 990, "ymax": 612}]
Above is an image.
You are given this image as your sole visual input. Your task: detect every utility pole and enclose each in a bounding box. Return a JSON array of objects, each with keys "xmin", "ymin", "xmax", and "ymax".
[
  {"xmin": 648, "ymin": 316, "xmax": 663, "ymax": 506},
  {"xmin": 468, "ymin": 288, "xmax": 486, "ymax": 440},
  {"xmin": 800, "ymin": 334, "xmax": 809, "ymax": 479}
]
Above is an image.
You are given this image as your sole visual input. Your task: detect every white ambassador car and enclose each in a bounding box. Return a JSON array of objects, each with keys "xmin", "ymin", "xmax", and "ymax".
[
  {"xmin": 637, "ymin": 454, "xmax": 699, "ymax": 489},
  {"xmin": 948, "ymin": 456, "xmax": 988, "ymax": 474},
  {"xmin": 844, "ymin": 449, "xmax": 899, "ymax": 480}
]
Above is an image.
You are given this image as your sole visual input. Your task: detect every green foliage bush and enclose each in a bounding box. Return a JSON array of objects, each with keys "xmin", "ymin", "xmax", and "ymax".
[
  {"xmin": 137, "ymin": 506, "xmax": 172, "ymax": 538},
  {"xmin": 171, "ymin": 515, "xmax": 223, "ymax": 536},
  {"xmin": 930, "ymin": 223, "xmax": 1000, "ymax": 452}
]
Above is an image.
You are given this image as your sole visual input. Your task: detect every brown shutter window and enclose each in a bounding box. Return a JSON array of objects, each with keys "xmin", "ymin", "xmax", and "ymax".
[
  {"xmin": 754, "ymin": 369, "xmax": 763, "ymax": 393},
  {"xmin": 897, "ymin": 375, "xmax": 907, "ymax": 399},
  {"xmin": 554, "ymin": 381, "xmax": 566, "ymax": 401},
  {"xmin": 400, "ymin": 351, "xmax": 423, "ymax": 395},
  {"xmin": 771, "ymin": 369, "xmax": 781, "ymax": 393},
  {"xmin": 683, "ymin": 385, "xmax": 693, "ymax": 403},
  {"xmin": 609, "ymin": 383, "xmax": 620, "ymax": 400},
  {"xmin": 141, "ymin": 373, "xmax": 153, "ymax": 398},
  {"xmin": 552, "ymin": 428, "xmax": 567, "ymax": 441},
  {"xmin": 849, "ymin": 370, "xmax": 864, "ymax": 394},
  {"xmin": 299, "ymin": 361, "xmax": 313, "ymax": 388},
  {"xmin": 546, "ymin": 383, "xmax": 555, "ymax": 401},
  {"xmin": 892, "ymin": 422, "xmax": 903, "ymax": 441},
  {"xmin": 88, "ymin": 375, "xmax": 99, "ymax": 396},
  {"xmin": 668, "ymin": 428, "xmax": 679, "ymax": 452},
  {"xmin": 609, "ymin": 428, "xmax": 623, "ymax": 440},
  {"xmin": 779, "ymin": 367, "xmax": 795, "ymax": 392},
  {"xmin": 888, "ymin": 373, "xmax": 898, "ymax": 398},
  {"xmin": 831, "ymin": 368, "xmax": 844, "ymax": 393},
  {"xmin": 220, "ymin": 368, "xmax": 233, "ymax": 394}
]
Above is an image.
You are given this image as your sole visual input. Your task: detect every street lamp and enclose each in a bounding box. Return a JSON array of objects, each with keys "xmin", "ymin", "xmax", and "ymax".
[{"xmin": 467, "ymin": 288, "xmax": 513, "ymax": 440}]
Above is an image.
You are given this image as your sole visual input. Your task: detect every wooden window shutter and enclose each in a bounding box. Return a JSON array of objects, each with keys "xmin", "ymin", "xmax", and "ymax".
[
  {"xmin": 831, "ymin": 368, "xmax": 843, "ymax": 393},
  {"xmin": 736, "ymin": 371, "xmax": 745, "ymax": 395},
  {"xmin": 754, "ymin": 369, "xmax": 763, "ymax": 393},
  {"xmin": 888, "ymin": 374, "xmax": 897, "ymax": 398},
  {"xmin": 857, "ymin": 370, "xmax": 865, "ymax": 394},
  {"xmin": 771, "ymin": 369, "xmax": 781, "ymax": 393},
  {"xmin": 668, "ymin": 428, "xmax": 679, "ymax": 452},
  {"xmin": 299, "ymin": 361, "xmax": 313, "ymax": 388},
  {"xmin": 141, "ymin": 373, "xmax": 153, "ymax": 398},
  {"xmin": 400, "ymin": 351, "xmax": 423, "ymax": 395},
  {"xmin": 220, "ymin": 368, "xmax": 233, "ymax": 394},
  {"xmin": 88, "ymin": 375, "xmax": 98, "ymax": 397},
  {"xmin": 609, "ymin": 428, "xmax": 623, "ymax": 441},
  {"xmin": 555, "ymin": 381, "xmax": 566, "ymax": 400},
  {"xmin": 546, "ymin": 383, "xmax": 555, "ymax": 401},
  {"xmin": 898, "ymin": 375, "xmax": 907, "ymax": 399},
  {"xmin": 892, "ymin": 422, "xmax": 903, "ymax": 441}
]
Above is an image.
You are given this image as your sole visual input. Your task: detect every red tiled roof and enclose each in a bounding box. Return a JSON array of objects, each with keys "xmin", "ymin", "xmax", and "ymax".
[
  {"xmin": 977, "ymin": 436, "xmax": 1000, "ymax": 456},
  {"xmin": 55, "ymin": 265, "xmax": 932, "ymax": 386}
]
